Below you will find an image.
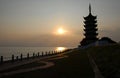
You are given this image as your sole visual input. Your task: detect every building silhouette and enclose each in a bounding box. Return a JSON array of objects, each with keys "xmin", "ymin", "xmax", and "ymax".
[{"xmin": 80, "ymin": 4, "xmax": 98, "ymax": 46}]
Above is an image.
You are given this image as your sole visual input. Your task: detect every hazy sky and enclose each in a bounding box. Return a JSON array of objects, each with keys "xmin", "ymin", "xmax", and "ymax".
[{"xmin": 0, "ymin": 0, "xmax": 120, "ymax": 47}]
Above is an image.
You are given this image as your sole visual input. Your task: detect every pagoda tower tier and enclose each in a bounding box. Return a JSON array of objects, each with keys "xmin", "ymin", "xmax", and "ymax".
[{"xmin": 80, "ymin": 4, "xmax": 98, "ymax": 46}]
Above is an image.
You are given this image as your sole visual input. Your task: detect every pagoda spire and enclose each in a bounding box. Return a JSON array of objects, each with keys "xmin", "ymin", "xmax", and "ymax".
[{"xmin": 89, "ymin": 3, "xmax": 91, "ymax": 14}]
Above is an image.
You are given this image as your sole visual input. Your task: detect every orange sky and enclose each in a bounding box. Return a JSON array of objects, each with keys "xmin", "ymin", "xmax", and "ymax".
[{"xmin": 0, "ymin": 0, "xmax": 120, "ymax": 47}]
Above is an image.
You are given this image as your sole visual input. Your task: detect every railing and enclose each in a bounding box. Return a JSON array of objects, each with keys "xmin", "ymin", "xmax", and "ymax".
[{"xmin": 0, "ymin": 50, "xmax": 63, "ymax": 64}]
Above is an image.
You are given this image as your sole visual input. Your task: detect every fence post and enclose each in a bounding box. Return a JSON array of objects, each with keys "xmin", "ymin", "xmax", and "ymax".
[
  {"xmin": 52, "ymin": 51, "xmax": 53, "ymax": 55},
  {"xmin": 33, "ymin": 53, "xmax": 35, "ymax": 58},
  {"xmin": 27, "ymin": 53, "xmax": 29, "ymax": 59},
  {"xmin": 54, "ymin": 51, "xmax": 56, "ymax": 54},
  {"xmin": 12, "ymin": 55, "xmax": 14, "ymax": 62},
  {"xmin": 53, "ymin": 51, "xmax": 54, "ymax": 54},
  {"xmin": 38, "ymin": 52, "xmax": 39, "ymax": 57},
  {"xmin": 20, "ymin": 54, "xmax": 23, "ymax": 60},
  {"xmin": 1, "ymin": 56, "xmax": 3, "ymax": 63},
  {"xmin": 16, "ymin": 56, "xmax": 18, "ymax": 61},
  {"xmin": 42, "ymin": 52, "xmax": 43, "ymax": 56},
  {"xmin": 48, "ymin": 51, "xmax": 50, "ymax": 55},
  {"xmin": 45, "ymin": 52, "xmax": 47, "ymax": 56}
]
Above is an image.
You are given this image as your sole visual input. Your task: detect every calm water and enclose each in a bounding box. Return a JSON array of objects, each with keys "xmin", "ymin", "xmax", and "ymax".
[{"xmin": 0, "ymin": 47, "xmax": 74, "ymax": 61}]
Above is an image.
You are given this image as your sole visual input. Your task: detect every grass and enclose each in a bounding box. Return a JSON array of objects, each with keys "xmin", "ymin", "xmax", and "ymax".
[
  {"xmin": 87, "ymin": 44, "xmax": 120, "ymax": 78},
  {"xmin": 2, "ymin": 49, "xmax": 94, "ymax": 78}
]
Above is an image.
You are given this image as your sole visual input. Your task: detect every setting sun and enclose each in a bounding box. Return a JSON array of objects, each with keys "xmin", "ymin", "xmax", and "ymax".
[{"xmin": 57, "ymin": 28, "xmax": 67, "ymax": 35}]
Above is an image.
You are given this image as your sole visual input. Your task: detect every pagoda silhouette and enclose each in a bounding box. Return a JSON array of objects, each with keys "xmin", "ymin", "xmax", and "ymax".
[{"xmin": 80, "ymin": 4, "xmax": 98, "ymax": 46}]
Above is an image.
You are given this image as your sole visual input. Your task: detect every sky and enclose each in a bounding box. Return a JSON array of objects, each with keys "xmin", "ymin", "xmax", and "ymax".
[{"xmin": 0, "ymin": 0, "xmax": 120, "ymax": 47}]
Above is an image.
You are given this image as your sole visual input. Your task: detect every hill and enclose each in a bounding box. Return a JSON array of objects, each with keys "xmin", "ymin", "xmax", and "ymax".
[{"xmin": 86, "ymin": 44, "xmax": 120, "ymax": 78}]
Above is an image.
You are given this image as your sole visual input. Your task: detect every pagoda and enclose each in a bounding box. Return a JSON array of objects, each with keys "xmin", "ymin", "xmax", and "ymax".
[{"xmin": 80, "ymin": 4, "xmax": 98, "ymax": 46}]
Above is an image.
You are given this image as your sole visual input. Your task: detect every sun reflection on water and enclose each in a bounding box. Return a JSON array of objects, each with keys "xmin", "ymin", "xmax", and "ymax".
[{"xmin": 56, "ymin": 47, "xmax": 66, "ymax": 52}]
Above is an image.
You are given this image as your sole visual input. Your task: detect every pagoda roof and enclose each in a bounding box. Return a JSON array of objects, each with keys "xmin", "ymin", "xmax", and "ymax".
[{"xmin": 84, "ymin": 13, "xmax": 97, "ymax": 20}]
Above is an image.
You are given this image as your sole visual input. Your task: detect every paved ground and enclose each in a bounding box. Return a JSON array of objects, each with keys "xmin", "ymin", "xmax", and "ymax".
[
  {"xmin": 0, "ymin": 50, "xmax": 104, "ymax": 78},
  {"xmin": 87, "ymin": 53, "xmax": 104, "ymax": 78},
  {"xmin": 0, "ymin": 52, "xmax": 70, "ymax": 77}
]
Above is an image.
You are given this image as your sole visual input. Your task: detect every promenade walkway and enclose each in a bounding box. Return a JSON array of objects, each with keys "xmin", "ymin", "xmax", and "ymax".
[
  {"xmin": 0, "ymin": 51, "xmax": 70, "ymax": 77},
  {"xmin": 88, "ymin": 53, "xmax": 104, "ymax": 78},
  {"xmin": 0, "ymin": 49, "xmax": 104, "ymax": 78}
]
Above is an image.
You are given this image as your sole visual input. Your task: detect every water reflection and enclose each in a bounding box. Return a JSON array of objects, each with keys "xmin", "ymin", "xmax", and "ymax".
[{"xmin": 56, "ymin": 47, "xmax": 66, "ymax": 52}]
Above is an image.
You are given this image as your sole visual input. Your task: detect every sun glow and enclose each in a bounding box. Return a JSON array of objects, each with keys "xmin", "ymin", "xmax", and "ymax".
[{"xmin": 57, "ymin": 28, "xmax": 67, "ymax": 35}]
